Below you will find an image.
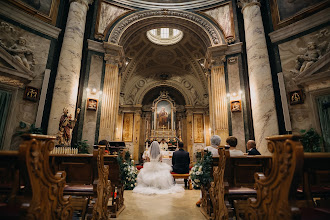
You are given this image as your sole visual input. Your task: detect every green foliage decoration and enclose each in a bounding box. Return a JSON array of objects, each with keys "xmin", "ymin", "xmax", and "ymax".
[
  {"xmin": 300, "ymin": 128, "xmax": 322, "ymax": 152},
  {"xmin": 190, "ymin": 151, "xmax": 213, "ymax": 188},
  {"xmin": 75, "ymin": 140, "xmax": 89, "ymax": 154},
  {"xmin": 117, "ymin": 151, "xmax": 138, "ymax": 190},
  {"xmin": 16, "ymin": 122, "xmax": 43, "ymax": 135}
]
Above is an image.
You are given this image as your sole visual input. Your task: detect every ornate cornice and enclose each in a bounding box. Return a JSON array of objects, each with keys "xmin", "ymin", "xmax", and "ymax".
[
  {"xmin": 237, "ymin": 0, "xmax": 261, "ymax": 13},
  {"xmin": 103, "ymin": 42, "xmax": 124, "ymax": 65},
  {"xmin": 108, "ymin": 10, "xmax": 222, "ymax": 45}
]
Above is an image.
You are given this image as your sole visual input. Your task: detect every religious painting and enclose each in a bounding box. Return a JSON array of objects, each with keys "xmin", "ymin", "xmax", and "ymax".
[
  {"xmin": 9, "ymin": 0, "xmax": 60, "ymax": 24},
  {"xmin": 122, "ymin": 113, "xmax": 133, "ymax": 142},
  {"xmin": 87, "ymin": 98, "xmax": 98, "ymax": 110},
  {"xmin": 270, "ymin": 0, "xmax": 329, "ymax": 29},
  {"xmin": 289, "ymin": 90, "xmax": 304, "ymax": 105},
  {"xmin": 23, "ymin": 86, "xmax": 40, "ymax": 102},
  {"xmin": 194, "ymin": 114, "xmax": 204, "ymax": 143},
  {"xmin": 230, "ymin": 100, "xmax": 241, "ymax": 112},
  {"xmin": 156, "ymin": 100, "xmax": 171, "ymax": 129}
]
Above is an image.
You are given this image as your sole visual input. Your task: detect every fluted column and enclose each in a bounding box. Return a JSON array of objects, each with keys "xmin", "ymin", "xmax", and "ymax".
[
  {"xmin": 98, "ymin": 42, "xmax": 124, "ymax": 141},
  {"xmin": 238, "ymin": 0, "xmax": 278, "ymax": 154},
  {"xmin": 48, "ymin": 0, "xmax": 93, "ymax": 137},
  {"xmin": 210, "ymin": 56, "xmax": 229, "ymax": 143}
]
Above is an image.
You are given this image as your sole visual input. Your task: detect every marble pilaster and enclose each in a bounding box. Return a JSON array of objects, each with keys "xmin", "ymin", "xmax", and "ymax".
[
  {"xmin": 210, "ymin": 56, "xmax": 229, "ymax": 143},
  {"xmin": 186, "ymin": 110, "xmax": 193, "ymax": 162},
  {"xmin": 204, "ymin": 114, "xmax": 211, "ymax": 146},
  {"xmin": 98, "ymin": 42, "xmax": 124, "ymax": 141},
  {"xmin": 238, "ymin": 0, "xmax": 279, "ymax": 154},
  {"xmin": 48, "ymin": 0, "xmax": 93, "ymax": 138}
]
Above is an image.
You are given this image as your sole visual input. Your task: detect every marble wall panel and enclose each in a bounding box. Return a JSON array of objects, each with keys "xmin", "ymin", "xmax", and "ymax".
[
  {"xmin": 0, "ymin": 20, "xmax": 50, "ymax": 149},
  {"xmin": 82, "ymin": 55, "xmax": 103, "ymax": 148},
  {"xmin": 227, "ymin": 57, "xmax": 246, "ymax": 152},
  {"xmin": 202, "ymin": 3, "xmax": 234, "ymax": 40},
  {"xmin": 278, "ymin": 26, "xmax": 330, "ymax": 134},
  {"xmin": 97, "ymin": 2, "xmax": 130, "ymax": 36}
]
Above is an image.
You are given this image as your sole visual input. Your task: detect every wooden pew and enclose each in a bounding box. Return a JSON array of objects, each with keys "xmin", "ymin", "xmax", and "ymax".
[
  {"xmin": 0, "ymin": 134, "xmax": 73, "ymax": 219},
  {"xmin": 201, "ymin": 150, "xmax": 272, "ymax": 219},
  {"xmin": 50, "ymin": 146, "xmax": 111, "ymax": 219},
  {"xmin": 103, "ymin": 154, "xmax": 126, "ymax": 218},
  {"xmin": 244, "ymin": 135, "xmax": 330, "ymax": 220}
]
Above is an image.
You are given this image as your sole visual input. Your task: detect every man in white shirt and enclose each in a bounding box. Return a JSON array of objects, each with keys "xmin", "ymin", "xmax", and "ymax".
[{"xmin": 226, "ymin": 136, "xmax": 244, "ymax": 156}]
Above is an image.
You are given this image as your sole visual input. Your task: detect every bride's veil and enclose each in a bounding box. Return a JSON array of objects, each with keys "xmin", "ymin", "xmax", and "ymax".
[{"xmin": 150, "ymin": 141, "xmax": 160, "ymax": 159}]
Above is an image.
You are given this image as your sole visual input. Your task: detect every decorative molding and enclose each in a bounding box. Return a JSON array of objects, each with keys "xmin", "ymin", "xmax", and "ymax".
[
  {"xmin": 227, "ymin": 57, "xmax": 238, "ymax": 64},
  {"xmin": 108, "ymin": 10, "xmax": 222, "ymax": 45},
  {"xmin": 108, "ymin": 0, "xmax": 228, "ymax": 10},
  {"xmin": 269, "ymin": 8, "xmax": 330, "ymax": 43},
  {"xmin": 87, "ymin": 39, "xmax": 105, "ymax": 53},
  {"xmin": 103, "ymin": 42, "xmax": 124, "ymax": 65},
  {"xmin": 0, "ymin": 1, "xmax": 61, "ymax": 39}
]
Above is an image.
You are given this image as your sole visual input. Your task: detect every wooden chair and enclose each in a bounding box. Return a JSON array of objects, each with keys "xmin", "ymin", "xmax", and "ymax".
[{"xmin": 0, "ymin": 134, "xmax": 73, "ymax": 219}]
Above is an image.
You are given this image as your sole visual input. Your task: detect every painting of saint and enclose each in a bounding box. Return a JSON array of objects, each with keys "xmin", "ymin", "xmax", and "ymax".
[{"xmin": 157, "ymin": 101, "xmax": 171, "ymax": 129}]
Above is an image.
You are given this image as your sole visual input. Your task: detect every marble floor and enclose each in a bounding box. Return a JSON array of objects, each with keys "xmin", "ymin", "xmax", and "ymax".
[{"xmin": 112, "ymin": 189, "xmax": 205, "ymax": 220}]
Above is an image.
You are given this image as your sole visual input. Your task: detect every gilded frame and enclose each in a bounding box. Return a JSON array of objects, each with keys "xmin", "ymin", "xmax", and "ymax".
[
  {"xmin": 8, "ymin": 0, "xmax": 60, "ymax": 25},
  {"xmin": 270, "ymin": 0, "xmax": 330, "ymax": 30}
]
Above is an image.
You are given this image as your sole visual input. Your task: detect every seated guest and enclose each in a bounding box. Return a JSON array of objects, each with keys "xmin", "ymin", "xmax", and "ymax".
[
  {"xmin": 172, "ymin": 142, "xmax": 190, "ymax": 174},
  {"xmin": 159, "ymin": 139, "xmax": 168, "ymax": 151},
  {"xmin": 247, "ymin": 140, "xmax": 261, "ymax": 155},
  {"xmin": 226, "ymin": 136, "xmax": 244, "ymax": 156},
  {"xmin": 204, "ymin": 135, "xmax": 221, "ymax": 156},
  {"xmin": 98, "ymin": 140, "xmax": 109, "ymax": 153}
]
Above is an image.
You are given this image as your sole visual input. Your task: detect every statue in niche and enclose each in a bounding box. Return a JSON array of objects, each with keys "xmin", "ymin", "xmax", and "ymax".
[
  {"xmin": 0, "ymin": 36, "xmax": 35, "ymax": 70},
  {"xmin": 293, "ymin": 42, "xmax": 321, "ymax": 74},
  {"xmin": 57, "ymin": 107, "xmax": 80, "ymax": 146}
]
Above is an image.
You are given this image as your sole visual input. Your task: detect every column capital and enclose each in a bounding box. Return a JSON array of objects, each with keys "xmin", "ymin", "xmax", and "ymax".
[
  {"xmin": 103, "ymin": 42, "xmax": 125, "ymax": 66},
  {"xmin": 238, "ymin": 0, "xmax": 261, "ymax": 13},
  {"xmin": 69, "ymin": 0, "xmax": 93, "ymax": 9},
  {"xmin": 205, "ymin": 45, "xmax": 227, "ymax": 69}
]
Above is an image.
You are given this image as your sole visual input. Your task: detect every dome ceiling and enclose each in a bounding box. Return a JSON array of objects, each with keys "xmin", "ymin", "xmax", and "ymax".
[
  {"xmin": 110, "ymin": 0, "xmax": 226, "ymax": 10},
  {"xmin": 120, "ymin": 26, "xmax": 209, "ymax": 108}
]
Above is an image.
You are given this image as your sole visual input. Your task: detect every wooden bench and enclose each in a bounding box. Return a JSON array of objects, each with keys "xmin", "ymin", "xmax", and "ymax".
[
  {"xmin": 0, "ymin": 134, "xmax": 73, "ymax": 219},
  {"xmin": 245, "ymin": 135, "xmax": 330, "ymax": 219},
  {"xmin": 172, "ymin": 173, "xmax": 192, "ymax": 189},
  {"xmin": 50, "ymin": 146, "xmax": 111, "ymax": 219},
  {"xmin": 201, "ymin": 150, "xmax": 272, "ymax": 219}
]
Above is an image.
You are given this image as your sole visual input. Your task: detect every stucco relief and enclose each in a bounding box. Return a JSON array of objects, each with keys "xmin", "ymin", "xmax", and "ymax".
[
  {"xmin": 96, "ymin": 2, "xmax": 130, "ymax": 39},
  {"xmin": 278, "ymin": 26, "xmax": 330, "ymax": 133},
  {"xmin": 201, "ymin": 2, "xmax": 235, "ymax": 44}
]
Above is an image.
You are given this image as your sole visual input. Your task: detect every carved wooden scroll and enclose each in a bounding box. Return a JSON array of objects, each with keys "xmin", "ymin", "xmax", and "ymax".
[
  {"xmin": 210, "ymin": 148, "xmax": 228, "ymax": 220},
  {"xmin": 245, "ymin": 135, "xmax": 303, "ymax": 220},
  {"xmin": 19, "ymin": 134, "xmax": 73, "ymax": 219},
  {"xmin": 92, "ymin": 146, "xmax": 112, "ymax": 220}
]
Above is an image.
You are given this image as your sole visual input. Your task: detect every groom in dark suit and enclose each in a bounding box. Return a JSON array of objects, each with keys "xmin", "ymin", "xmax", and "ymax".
[{"xmin": 172, "ymin": 142, "xmax": 190, "ymax": 186}]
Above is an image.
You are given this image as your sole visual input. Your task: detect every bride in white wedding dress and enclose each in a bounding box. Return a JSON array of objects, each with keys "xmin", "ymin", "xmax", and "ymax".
[{"xmin": 133, "ymin": 141, "xmax": 184, "ymax": 195}]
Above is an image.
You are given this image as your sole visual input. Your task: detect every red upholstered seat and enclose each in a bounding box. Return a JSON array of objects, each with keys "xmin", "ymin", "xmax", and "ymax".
[
  {"xmin": 300, "ymin": 207, "xmax": 330, "ymax": 220},
  {"xmin": 136, "ymin": 165, "xmax": 143, "ymax": 170}
]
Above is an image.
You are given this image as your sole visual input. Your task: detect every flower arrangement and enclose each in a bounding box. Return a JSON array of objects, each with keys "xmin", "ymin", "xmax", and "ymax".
[
  {"xmin": 190, "ymin": 151, "xmax": 213, "ymax": 188},
  {"xmin": 117, "ymin": 151, "xmax": 138, "ymax": 190}
]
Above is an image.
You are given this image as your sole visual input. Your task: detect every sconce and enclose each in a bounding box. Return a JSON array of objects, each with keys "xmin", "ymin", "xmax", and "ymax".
[{"xmin": 86, "ymin": 88, "xmax": 102, "ymax": 95}]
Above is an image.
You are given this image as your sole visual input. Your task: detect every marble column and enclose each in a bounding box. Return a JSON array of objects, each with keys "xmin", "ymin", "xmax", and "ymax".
[
  {"xmin": 98, "ymin": 42, "xmax": 124, "ymax": 141},
  {"xmin": 204, "ymin": 113, "xmax": 211, "ymax": 146},
  {"xmin": 48, "ymin": 0, "xmax": 93, "ymax": 137},
  {"xmin": 210, "ymin": 56, "xmax": 229, "ymax": 143},
  {"xmin": 133, "ymin": 110, "xmax": 142, "ymax": 162},
  {"xmin": 238, "ymin": 0, "xmax": 278, "ymax": 154}
]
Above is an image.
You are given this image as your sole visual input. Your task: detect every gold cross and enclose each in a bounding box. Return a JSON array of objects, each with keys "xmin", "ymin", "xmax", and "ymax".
[{"xmin": 161, "ymin": 125, "xmax": 166, "ymax": 131}]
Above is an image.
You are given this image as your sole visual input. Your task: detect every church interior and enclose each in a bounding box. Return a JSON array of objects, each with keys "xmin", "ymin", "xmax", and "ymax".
[{"xmin": 0, "ymin": 0, "xmax": 330, "ymax": 219}]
